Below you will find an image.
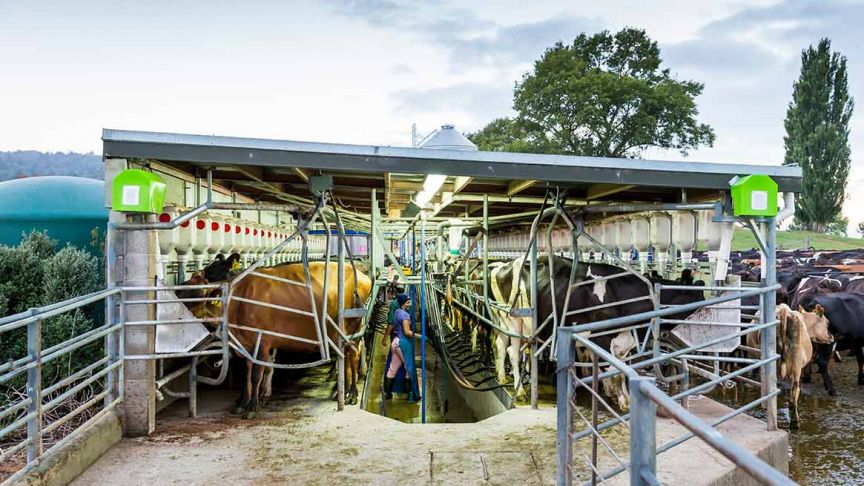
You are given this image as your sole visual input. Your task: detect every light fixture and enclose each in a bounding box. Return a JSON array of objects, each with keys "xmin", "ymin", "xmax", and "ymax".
[{"xmin": 414, "ymin": 174, "xmax": 447, "ymax": 208}]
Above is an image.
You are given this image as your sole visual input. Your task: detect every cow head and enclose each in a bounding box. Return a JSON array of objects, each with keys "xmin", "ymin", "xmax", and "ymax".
[{"xmin": 798, "ymin": 304, "xmax": 834, "ymax": 344}]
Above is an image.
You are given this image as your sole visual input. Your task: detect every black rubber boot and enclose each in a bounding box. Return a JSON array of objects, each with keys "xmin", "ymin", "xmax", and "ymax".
[
  {"xmin": 383, "ymin": 377, "xmax": 394, "ymax": 399},
  {"xmin": 407, "ymin": 382, "xmax": 421, "ymax": 403}
]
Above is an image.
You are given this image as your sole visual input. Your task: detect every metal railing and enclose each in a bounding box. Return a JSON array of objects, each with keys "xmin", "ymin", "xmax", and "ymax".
[
  {"xmin": 0, "ymin": 288, "xmax": 123, "ymax": 485},
  {"xmin": 555, "ymin": 283, "xmax": 792, "ymax": 486}
]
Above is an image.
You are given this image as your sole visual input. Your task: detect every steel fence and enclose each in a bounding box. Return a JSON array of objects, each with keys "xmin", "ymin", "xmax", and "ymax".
[
  {"xmin": 555, "ymin": 282, "xmax": 793, "ymax": 486},
  {"xmin": 0, "ymin": 288, "xmax": 123, "ymax": 485}
]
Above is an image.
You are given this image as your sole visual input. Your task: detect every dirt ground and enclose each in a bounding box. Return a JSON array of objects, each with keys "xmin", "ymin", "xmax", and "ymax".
[
  {"xmin": 73, "ymin": 369, "xmax": 558, "ymax": 485},
  {"xmin": 73, "ymin": 365, "xmax": 787, "ymax": 486}
]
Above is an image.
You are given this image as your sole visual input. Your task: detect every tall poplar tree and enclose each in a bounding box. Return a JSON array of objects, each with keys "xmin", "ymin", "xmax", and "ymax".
[{"xmin": 783, "ymin": 39, "xmax": 854, "ymax": 233}]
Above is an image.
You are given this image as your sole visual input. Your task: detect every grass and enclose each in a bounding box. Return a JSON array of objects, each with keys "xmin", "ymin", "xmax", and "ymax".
[{"xmin": 731, "ymin": 228, "xmax": 864, "ymax": 251}]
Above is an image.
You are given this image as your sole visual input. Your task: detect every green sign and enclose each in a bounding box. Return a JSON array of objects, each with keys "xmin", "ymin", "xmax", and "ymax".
[
  {"xmin": 111, "ymin": 169, "xmax": 166, "ymax": 213},
  {"xmin": 730, "ymin": 174, "xmax": 778, "ymax": 217}
]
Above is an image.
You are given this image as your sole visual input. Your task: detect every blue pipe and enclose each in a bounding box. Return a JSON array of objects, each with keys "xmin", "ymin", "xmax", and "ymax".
[{"xmin": 420, "ymin": 220, "xmax": 427, "ymax": 423}]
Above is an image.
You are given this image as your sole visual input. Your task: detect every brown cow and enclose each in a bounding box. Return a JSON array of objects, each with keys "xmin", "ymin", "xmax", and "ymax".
[
  {"xmin": 238, "ymin": 262, "xmax": 371, "ymax": 417},
  {"xmin": 222, "ymin": 262, "xmax": 371, "ymax": 418},
  {"xmin": 750, "ymin": 304, "xmax": 832, "ymax": 428}
]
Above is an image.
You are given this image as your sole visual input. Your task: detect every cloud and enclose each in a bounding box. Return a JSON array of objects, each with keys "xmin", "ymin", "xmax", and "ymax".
[
  {"xmin": 441, "ymin": 17, "xmax": 602, "ymax": 71},
  {"xmin": 331, "ymin": 1, "xmax": 597, "ymax": 72},
  {"xmin": 390, "ymin": 81, "xmax": 514, "ymax": 123}
]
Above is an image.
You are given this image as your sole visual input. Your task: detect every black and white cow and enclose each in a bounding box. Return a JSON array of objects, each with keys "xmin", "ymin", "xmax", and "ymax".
[
  {"xmin": 803, "ymin": 292, "xmax": 864, "ymax": 395},
  {"xmin": 474, "ymin": 256, "xmax": 704, "ymax": 405}
]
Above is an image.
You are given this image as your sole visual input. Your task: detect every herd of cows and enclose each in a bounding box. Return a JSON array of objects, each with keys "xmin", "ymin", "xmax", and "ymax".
[{"xmin": 174, "ymin": 247, "xmax": 864, "ymax": 428}]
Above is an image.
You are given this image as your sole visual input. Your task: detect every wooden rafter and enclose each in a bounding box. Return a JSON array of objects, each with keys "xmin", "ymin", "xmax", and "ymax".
[
  {"xmin": 586, "ymin": 183, "xmax": 636, "ymax": 200},
  {"xmin": 507, "ymin": 180, "xmax": 537, "ymax": 197}
]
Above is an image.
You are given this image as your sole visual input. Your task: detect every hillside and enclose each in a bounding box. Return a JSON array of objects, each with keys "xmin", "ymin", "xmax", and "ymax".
[
  {"xmin": 0, "ymin": 151, "xmax": 103, "ymax": 182},
  {"xmin": 732, "ymin": 228, "xmax": 863, "ymax": 251}
]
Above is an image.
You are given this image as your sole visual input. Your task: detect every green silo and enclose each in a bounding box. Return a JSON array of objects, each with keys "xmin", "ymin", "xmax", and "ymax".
[{"xmin": 0, "ymin": 176, "xmax": 108, "ymax": 250}]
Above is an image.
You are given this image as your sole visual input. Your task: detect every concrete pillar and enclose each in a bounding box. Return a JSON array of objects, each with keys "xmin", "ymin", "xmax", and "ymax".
[
  {"xmin": 106, "ymin": 157, "xmax": 160, "ymax": 436},
  {"xmin": 120, "ymin": 215, "xmax": 159, "ymax": 436}
]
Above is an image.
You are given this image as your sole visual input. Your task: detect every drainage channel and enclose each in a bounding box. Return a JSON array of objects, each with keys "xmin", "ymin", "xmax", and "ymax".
[{"xmin": 361, "ymin": 284, "xmax": 511, "ymax": 423}]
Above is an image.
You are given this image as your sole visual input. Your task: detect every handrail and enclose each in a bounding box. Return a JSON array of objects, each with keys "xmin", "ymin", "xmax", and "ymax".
[{"xmin": 638, "ymin": 382, "xmax": 794, "ymax": 486}]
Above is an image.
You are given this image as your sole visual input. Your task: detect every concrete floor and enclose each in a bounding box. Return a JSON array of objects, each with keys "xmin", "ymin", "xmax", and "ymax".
[{"xmin": 73, "ymin": 366, "xmax": 787, "ymax": 486}]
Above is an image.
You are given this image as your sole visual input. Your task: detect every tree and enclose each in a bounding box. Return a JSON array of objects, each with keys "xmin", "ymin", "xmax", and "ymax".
[
  {"xmin": 857, "ymin": 221, "xmax": 864, "ymax": 238},
  {"xmin": 825, "ymin": 215, "xmax": 848, "ymax": 237},
  {"xmin": 783, "ymin": 38, "xmax": 854, "ymax": 233},
  {"xmin": 469, "ymin": 28, "xmax": 715, "ymax": 157}
]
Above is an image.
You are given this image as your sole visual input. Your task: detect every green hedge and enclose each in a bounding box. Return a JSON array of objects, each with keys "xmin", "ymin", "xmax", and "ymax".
[{"xmin": 0, "ymin": 231, "xmax": 104, "ymax": 384}]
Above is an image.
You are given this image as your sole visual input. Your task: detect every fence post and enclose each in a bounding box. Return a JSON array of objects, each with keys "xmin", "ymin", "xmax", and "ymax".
[
  {"xmin": 26, "ymin": 315, "xmax": 43, "ymax": 463},
  {"xmin": 556, "ymin": 328, "xmax": 575, "ymax": 486},
  {"xmin": 759, "ymin": 217, "xmax": 778, "ymax": 431},
  {"xmin": 105, "ymin": 291, "xmax": 120, "ymax": 405},
  {"xmin": 629, "ymin": 377, "xmax": 657, "ymax": 486},
  {"xmin": 530, "ymin": 234, "xmax": 539, "ymax": 409}
]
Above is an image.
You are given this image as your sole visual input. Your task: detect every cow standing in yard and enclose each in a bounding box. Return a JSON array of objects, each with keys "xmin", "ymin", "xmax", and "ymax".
[
  {"xmin": 471, "ymin": 255, "xmax": 703, "ymax": 408},
  {"xmin": 182, "ymin": 261, "xmax": 372, "ymax": 418},
  {"xmin": 803, "ymin": 293, "xmax": 864, "ymax": 396}
]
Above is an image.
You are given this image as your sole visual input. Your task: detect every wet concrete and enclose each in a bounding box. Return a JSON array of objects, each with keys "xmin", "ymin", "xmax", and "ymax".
[
  {"xmin": 711, "ymin": 357, "xmax": 864, "ymax": 486},
  {"xmin": 74, "ymin": 365, "xmax": 787, "ymax": 485}
]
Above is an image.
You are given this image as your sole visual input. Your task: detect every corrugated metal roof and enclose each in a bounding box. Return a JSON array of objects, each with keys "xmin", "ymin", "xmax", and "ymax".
[{"xmin": 102, "ymin": 129, "xmax": 802, "ymax": 193}]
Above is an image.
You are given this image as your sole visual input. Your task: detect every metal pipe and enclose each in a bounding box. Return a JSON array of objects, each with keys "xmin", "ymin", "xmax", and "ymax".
[
  {"xmin": 579, "ymin": 202, "xmax": 717, "ymax": 213},
  {"xmin": 421, "ymin": 216, "xmax": 427, "ymax": 423},
  {"xmin": 556, "ymin": 327, "xmax": 575, "ymax": 486},
  {"xmin": 563, "ymin": 285, "xmax": 779, "ymax": 335},
  {"xmin": 639, "ymin": 381, "xmax": 794, "ymax": 486},
  {"xmin": 26, "ymin": 316, "xmax": 42, "ymax": 462},
  {"xmin": 530, "ymin": 231, "xmax": 539, "ymax": 409},
  {"xmin": 760, "ymin": 216, "xmax": 778, "ymax": 431},
  {"xmin": 630, "ymin": 377, "xmax": 657, "ymax": 485},
  {"xmin": 335, "ymin": 204, "xmax": 347, "ymax": 411}
]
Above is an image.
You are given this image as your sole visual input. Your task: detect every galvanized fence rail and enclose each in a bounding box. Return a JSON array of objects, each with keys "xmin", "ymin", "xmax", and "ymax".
[
  {"xmin": 555, "ymin": 282, "xmax": 791, "ymax": 486},
  {"xmin": 0, "ymin": 288, "xmax": 123, "ymax": 485}
]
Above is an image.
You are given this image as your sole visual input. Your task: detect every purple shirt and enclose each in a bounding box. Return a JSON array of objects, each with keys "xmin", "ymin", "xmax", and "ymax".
[{"xmin": 393, "ymin": 308, "xmax": 411, "ymax": 339}]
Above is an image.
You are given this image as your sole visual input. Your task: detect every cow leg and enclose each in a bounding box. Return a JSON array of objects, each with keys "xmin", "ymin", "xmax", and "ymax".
[
  {"xmin": 802, "ymin": 358, "xmax": 813, "ymax": 384},
  {"xmin": 358, "ymin": 340, "xmax": 367, "ymax": 380},
  {"xmin": 495, "ymin": 333, "xmax": 508, "ymax": 384},
  {"xmin": 789, "ymin": 371, "xmax": 802, "ymax": 429},
  {"xmin": 815, "ymin": 343, "xmax": 836, "ymax": 396},
  {"xmin": 508, "ymin": 337, "xmax": 524, "ymax": 398},
  {"xmin": 855, "ymin": 344, "xmax": 864, "ymax": 385},
  {"xmin": 346, "ymin": 346, "xmax": 360, "ymax": 405},
  {"xmin": 244, "ymin": 343, "xmax": 271, "ymax": 419},
  {"xmin": 260, "ymin": 349, "xmax": 277, "ymax": 405},
  {"xmin": 233, "ymin": 360, "xmax": 254, "ymax": 414}
]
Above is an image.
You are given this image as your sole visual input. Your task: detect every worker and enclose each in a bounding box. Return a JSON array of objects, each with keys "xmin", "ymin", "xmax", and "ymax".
[{"xmin": 382, "ymin": 293, "xmax": 421, "ymax": 402}]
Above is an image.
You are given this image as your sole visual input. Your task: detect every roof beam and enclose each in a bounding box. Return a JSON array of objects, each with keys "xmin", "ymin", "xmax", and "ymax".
[
  {"xmin": 384, "ymin": 172, "xmax": 392, "ymax": 214},
  {"xmin": 507, "ymin": 180, "xmax": 537, "ymax": 197},
  {"xmin": 586, "ymin": 183, "xmax": 636, "ymax": 200},
  {"xmin": 293, "ymin": 167, "xmax": 311, "ymax": 183},
  {"xmin": 453, "ymin": 176, "xmax": 473, "ymax": 194}
]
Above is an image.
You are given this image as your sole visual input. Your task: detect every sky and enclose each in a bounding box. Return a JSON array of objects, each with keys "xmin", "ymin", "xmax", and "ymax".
[{"xmin": 0, "ymin": 0, "xmax": 861, "ymax": 230}]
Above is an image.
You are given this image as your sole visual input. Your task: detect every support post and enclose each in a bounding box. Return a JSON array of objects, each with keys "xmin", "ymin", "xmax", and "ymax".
[
  {"xmin": 420, "ymin": 216, "xmax": 427, "ymax": 423},
  {"xmin": 370, "ymin": 189, "xmax": 377, "ymax": 279},
  {"xmin": 483, "ymin": 194, "xmax": 490, "ymax": 308},
  {"xmin": 530, "ymin": 233, "xmax": 539, "ymax": 409},
  {"xmin": 556, "ymin": 328, "xmax": 575, "ymax": 486},
  {"xmin": 760, "ymin": 217, "xmax": 778, "ymax": 431},
  {"xmin": 26, "ymin": 315, "xmax": 43, "ymax": 463},
  {"xmin": 629, "ymin": 377, "xmax": 657, "ymax": 486},
  {"xmin": 121, "ymin": 213, "xmax": 159, "ymax": 436},
  {"xmin": 337, "ymin": 219, "xmax": 346, "ymax": 411}
]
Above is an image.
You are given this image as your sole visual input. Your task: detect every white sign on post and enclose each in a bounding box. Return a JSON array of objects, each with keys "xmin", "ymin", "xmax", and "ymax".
[
  {"xmin": 751, "ymin": 190, "xmax": 768, "ymax": 211},
  {"xmin": 121, "ymin": 185, "xmax": 140, "ymax": 206}
]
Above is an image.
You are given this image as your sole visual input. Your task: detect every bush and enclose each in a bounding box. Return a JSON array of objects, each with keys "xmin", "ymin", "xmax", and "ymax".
[{"xmin": 0, "ymin": 231, "xmax": 104, "ymax": 382}]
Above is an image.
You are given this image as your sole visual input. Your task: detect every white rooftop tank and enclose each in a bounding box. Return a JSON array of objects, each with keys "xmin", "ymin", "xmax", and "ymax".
[{"xmin": 418, "ymin": 125, "xmax": 478, "ymax": 151}]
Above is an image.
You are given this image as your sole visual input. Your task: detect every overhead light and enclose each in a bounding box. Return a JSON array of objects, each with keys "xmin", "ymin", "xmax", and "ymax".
[
  {"xmin": 423, "ymin": 174, "xmax": 447, "ymax": 193},
  {"xmin": 414, "ymin": 174, "xmax": 447, "ymax": 208}
]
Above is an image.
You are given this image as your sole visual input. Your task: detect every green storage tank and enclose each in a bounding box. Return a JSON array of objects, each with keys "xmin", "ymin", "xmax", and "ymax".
[{"xmin": 0, "ymin": 176, "xmax": 108, "ymax": 250}]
